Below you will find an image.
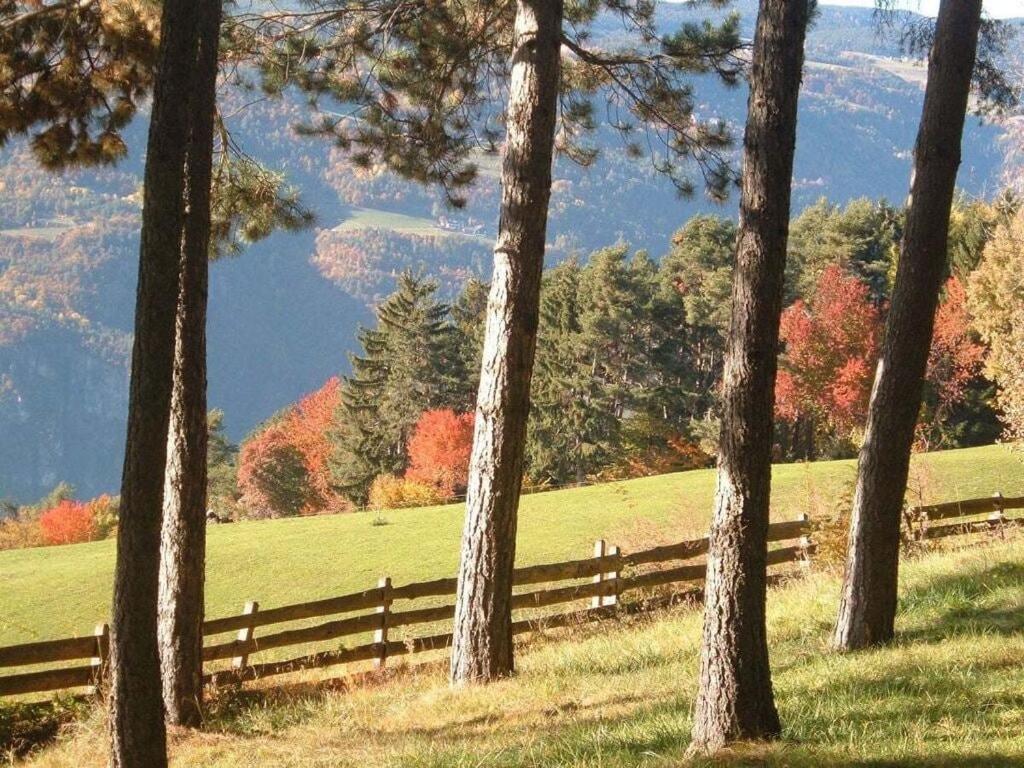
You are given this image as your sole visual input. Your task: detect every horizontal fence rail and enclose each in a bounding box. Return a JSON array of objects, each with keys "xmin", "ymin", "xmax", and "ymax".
[
  {"xmin": 3, "ymin": 490, "xmax": 1017, "ymax": 701},
  {"xmin": 1, "ymin": 517, "xmax": 812, "ymax": 700},
  {"xmin": 0, "ymin": 625, "xmax": 108, "ymax": 698},
  {"xmin": 907, "ymin": 491, "xmax": 1024, "ymax": 541}
]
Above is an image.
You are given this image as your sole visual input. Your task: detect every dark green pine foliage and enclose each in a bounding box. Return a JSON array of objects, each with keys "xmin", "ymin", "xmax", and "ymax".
[
  {"xmin": 528, "ymin": 259, "xmax": 600, "ymax": 484},
  {"xmin": 208, "ymin": 153, "xmax": 315, "ymax": 258},
  {"xmin": 0, "ymin": 1, "xmax": 312, "ymax": 244},
  {"xmin": 578, "ymin": 248, "xmax": 664, "ymax": 466},
  {"xmin": 658, "ymin": 214, "xmax": 736, "ymax": 417},
  {"xmin": 0, "ymin": 0, "xmax": 158, "ymax": 168},
  {"xmin": 232, "ymin": 0, "xmax": 745, "ymax": 205},
  {"xmin": 206, "ymin": 409, "xmax": 239, "ymax": 512},
  {"xmin": 527, "ymin": 246, "xmax": 697, "ymax": 485},
  {"xmin": 786, "ymin": 198, "xmax": 901, "ymax": 304},
  {"xmin": 332, "ymin": 272, "xmax": 462, "ymax": 503},
  {"xmin": 449, "ymin": 277, "xmax": 490, "ymax": 410}
]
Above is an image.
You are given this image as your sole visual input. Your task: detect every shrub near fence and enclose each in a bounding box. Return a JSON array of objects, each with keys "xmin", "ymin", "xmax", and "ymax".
[{"xmin": 5, "ymin": 492, "xmax": 1017, "ymax": 702}]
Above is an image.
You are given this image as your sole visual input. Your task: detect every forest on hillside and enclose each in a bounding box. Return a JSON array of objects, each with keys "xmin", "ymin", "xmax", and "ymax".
[
  {"xmin": 1, "ymin": 2, "xmax": 1022, "ymax": 503},
  {"xmin": 5, "ymin": 191, "xmax": 1023, "ymax": 541}
]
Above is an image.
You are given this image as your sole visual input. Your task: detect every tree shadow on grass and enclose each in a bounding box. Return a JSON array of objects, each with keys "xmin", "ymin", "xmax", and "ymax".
[
  {"xmin": 201, "ymin": 672, "xmax": 1024, "ymax": 768},
  {"xmin": 897, "ymin": 560, "xmax": 1024, "ymax": 642},
  {"xmin": 0, "ymin": 699, "xmax": 83, "ymax": 759},
  {"xmin": 111, "ymin": 558, "xmax": 1024, "ymax": 765},
  {"xmin": 684, "ymin": 751, "xmax": 1024, "ymax": 768}
]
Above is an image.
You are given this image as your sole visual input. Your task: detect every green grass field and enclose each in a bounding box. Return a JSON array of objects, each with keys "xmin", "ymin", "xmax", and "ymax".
[
  {"xmin": 18, "ymin": 532, "xmax": 1024, "ymax": 767},
  {"xmin": 334, "ymin": 207, "xmax": 490, "ymax": 242},
  {"xmin": 0, "ymin": 445, "xmax": 1020, "ymax": 648}
]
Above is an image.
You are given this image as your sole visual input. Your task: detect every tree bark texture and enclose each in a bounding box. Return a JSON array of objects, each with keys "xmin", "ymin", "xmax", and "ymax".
[
  {"xmin": 833, "ymin": 0, "xmax": 982, "ymax": 652},
  {"xmin": 109, "ymin": 0, "xmax": 201, "ymax": 764},
  {"xmin": 157, "ymin": 0, "xmax": 221, "ymax": 728},
  {"xmin": 689, "ymin": 0, "xmax": 809, "ymax": 754},
  {"xmin": 450, "ymin": 0, "xmax": 563, "ymax": 686}
]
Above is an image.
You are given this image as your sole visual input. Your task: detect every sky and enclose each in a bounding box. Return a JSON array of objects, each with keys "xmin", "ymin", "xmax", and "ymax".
[{"xmin": 809, "ymin": 0, "xmax": 1021, "ymax": 18}]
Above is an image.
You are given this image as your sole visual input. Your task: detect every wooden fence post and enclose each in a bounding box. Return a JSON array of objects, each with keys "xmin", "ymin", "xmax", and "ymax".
[
  {"xmin": 591, "ymin": 540, "xmax": 606, "ymax": 609},
  {"xmin": 796, "ymin": 513, "xmax": 812, "ymax": 569},
  {"xmin": 991, "ymin": 491, "xmax": 1006, "ymax": 540},
  {"xmin": 606, "ymin": 545, "xmax": 620, "ymax": 607},
  {"xmin": 374, "ymin": 576, "xmax": 392, "ymax": 669},
  {"xmin": 233, "ymin": 601, "xmax": 259, "ymax": 670},
  {"xmin": 90, "ymin": 623, "xmax": 109, "ymax": 696}
]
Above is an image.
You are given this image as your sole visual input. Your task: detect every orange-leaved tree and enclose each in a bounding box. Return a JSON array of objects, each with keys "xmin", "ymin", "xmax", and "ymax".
[
  {"xmin": 289, "ymin": 377, "xmax": 343, "ymax": 506},
  {"xmin": 406, "ymin": 409, "xmax": 474, "ymax": 497},
  {"xmin": 776, "ymin": 265, "xmax": 881, "ymax": 452},
  {"xmin": 919, "ymin": 277, "xmax": 986, "ymax": 447},
  {"xmin": 237, "ymin": 378, "xmax": 346, "ymax": 516},
  {"xmin": 39, "ymin": 499, "xmax": 99, "ymax": 545}
]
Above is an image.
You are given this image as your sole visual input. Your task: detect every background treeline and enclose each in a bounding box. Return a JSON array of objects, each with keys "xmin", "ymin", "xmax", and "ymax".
[
  {"xmin": 3, "ymin": 191, "xmax": 1021, "ymax": 535},
  {"xmin": 2, "ymin": 2, "xmax": 1022, "ymax": 506},
  {"xmin": 225, "ymin": 190, "xmax": 1024, "ymax": 517}
]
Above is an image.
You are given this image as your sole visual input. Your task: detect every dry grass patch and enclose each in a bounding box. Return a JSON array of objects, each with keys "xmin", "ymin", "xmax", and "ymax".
[{"xmin": 10, "ymin": 535, "xmax": 1024, "ymax": 767}]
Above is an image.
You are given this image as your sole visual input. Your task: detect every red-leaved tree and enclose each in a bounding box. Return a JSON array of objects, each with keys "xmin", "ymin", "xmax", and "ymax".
[
  {"xmin": 237, "ymin": 378, "xmax": 347, "ymax": 517},
  {"xmin": 406, "ymin": 409, "xmax": 475, "ymax": 497},
  {"xmin": 289, "ymin": 377, "xmax": 343, "ymax": 506},
  {"xmin": 919, "ymin": 277, "xmax": 986, "ymax": 446},
  {"xmin": 237, "ymin": 424, "xmax": 317, "ymax": 517},
  {"xmin": 776, "ymin": 265, "xmax": 882, "ymax": 451},
  {"xmin": 39, "ymin": 499, "xmax": 98, "ymax": 545}
]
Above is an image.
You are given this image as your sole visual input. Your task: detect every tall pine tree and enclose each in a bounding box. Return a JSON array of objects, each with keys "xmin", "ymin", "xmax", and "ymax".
[
  {"xmin": 240, "ymin": 0, "xmax": 746, "ymax": 685},
  {"xmin": 333, "ymin": 273, "xmax": 459, "ymax": 503},
  {"xmin": 833, "ymin": 0, "xmax": 986, "ymax": 651},
  {"xmin": 689, "ymin": 0, "xmax": 810, "ymax": 753},
  {"xmin": 109, "ymin": 0, "xmax": 203, "ymax": 761}
]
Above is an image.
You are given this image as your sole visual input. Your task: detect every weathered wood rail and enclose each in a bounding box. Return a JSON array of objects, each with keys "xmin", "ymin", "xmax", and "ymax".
[
  {"xmin": 4, "ymin": 490, "xmax": 1019, "ymax": 702},
  {"xmin": 3, "ymin": 488, "xmax": 1019, "ymax": 702},
  {"xmin": 0, "ymin": 517, "xmax": 814, "ymax": 700},
  {"xmin": 906, "ymin": 492, "xmax": 1024, "ymax": 541},
  {"xmin": 2, "ymin": 493, "xmax": 1015, "ymax": 704}
]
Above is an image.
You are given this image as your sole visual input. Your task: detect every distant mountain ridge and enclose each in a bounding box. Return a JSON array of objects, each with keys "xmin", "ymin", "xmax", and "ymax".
[{"xmin": 0, "ymin": 2, "xmax": 1020, "ymax": 501}]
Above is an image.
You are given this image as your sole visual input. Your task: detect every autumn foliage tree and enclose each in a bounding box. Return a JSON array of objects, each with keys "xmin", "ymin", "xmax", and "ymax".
[
  {"xmin": 39, "ymin": 499, "xmax": 98, "ymax": 545},
  {"xmin": 406, "ymin": 409, "xmax": 475, "ymax": 497},
  {"xmin": 919, "ymin": 277, "xmax": 986, "ymax": 447},
  {"xmin": 237, "ymin": 430, "xmax": 312, "ymax": 517},
  {"xmin": 288, "ymin": 377, "xmax": 343, "ymax": 507},
  {"xmin": 968, "ymin": 206, "xmax": 1024, "ymax": 445},
  {"xmin": 775, "ymin": 265, "xmax": 881, "ymax": 456},
  {"xmin": 237, "ymin": 378, "xmax": 345, "ymax": 517}
]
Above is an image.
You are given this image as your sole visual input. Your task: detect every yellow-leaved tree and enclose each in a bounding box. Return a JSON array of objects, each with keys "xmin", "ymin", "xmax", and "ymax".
[{"xmin": 968, "ymin": 206, "xmax": 1024, "ymax": 445}]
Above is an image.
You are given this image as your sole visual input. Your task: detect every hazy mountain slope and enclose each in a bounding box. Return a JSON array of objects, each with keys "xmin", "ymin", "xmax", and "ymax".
[{"xmin": 0, "ymin": 3, "xmax": 1019, "ymax": 502}]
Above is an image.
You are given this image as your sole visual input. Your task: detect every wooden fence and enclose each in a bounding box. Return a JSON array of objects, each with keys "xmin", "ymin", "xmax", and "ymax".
[
  {"xmin": 0, "ymin": 517, "xmax": 812, "ymax": 700},
  {"xmin": 4, "ymin": 492, "xmax": 1019, "ymax": 702},
  {"xmin": 906, "ymin": 492, "xmax": 1024, "ymax": 541}
]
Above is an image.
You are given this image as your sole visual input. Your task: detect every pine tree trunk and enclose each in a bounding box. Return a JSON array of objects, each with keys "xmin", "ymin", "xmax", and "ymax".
[
  {"xmin": 109, "ymin": 1, "xmax": 200, "ymax": 764},
  {"xmin": 689, "ymin": 0, "xmax": 809, "ymax": 754},
  {"xmin": 833, "ymin": 0, "xmax": 982, "ymax": 652},
  {"xmin": 450, "ymin": 0, "xmax": 562, "ymax": 686},
  {"xmin": 157, "ymin": 0, "xmax": 221, "ymax": 728}
]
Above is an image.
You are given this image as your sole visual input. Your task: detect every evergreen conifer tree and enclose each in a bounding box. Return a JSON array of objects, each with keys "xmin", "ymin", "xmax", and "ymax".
[{"xmin": 333, "ymin": 273, "xmax": 458, "ymax": 503}]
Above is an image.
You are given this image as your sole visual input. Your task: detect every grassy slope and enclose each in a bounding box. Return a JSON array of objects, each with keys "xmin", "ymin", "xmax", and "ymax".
[
  {"xmin": 334, "ymin": 207, "xmax": 490, "ymax": 242},
  {"xmin": 0, "ymin": 444, "xmax": 1020, "ymax": 646},
  {"xmin": 20, "ymin": 534, "xmax": 1024, "ymax": 767}
]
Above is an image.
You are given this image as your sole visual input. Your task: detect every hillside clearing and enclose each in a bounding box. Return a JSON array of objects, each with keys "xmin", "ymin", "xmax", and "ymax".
[
  {"xmin": 333, "ymin": 207, "xmax": 491, "ymax": 242},
  {"xmin": 12, "ymin": 534, "xmax": 1024, "ymax": 767},
  {"xmin": 0, "ymin": 445, "xmax": 1020, "ymax": 647}
]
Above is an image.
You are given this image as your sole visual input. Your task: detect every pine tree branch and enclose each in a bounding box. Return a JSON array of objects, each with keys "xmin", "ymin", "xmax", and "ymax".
[{"xmin": 0, "ymin": 0, "xmax": 95, "ymax": 33}]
